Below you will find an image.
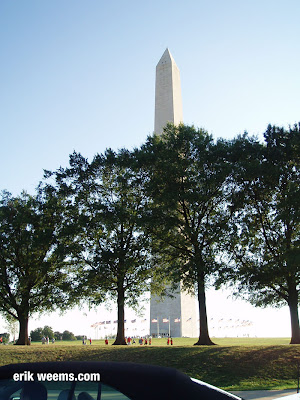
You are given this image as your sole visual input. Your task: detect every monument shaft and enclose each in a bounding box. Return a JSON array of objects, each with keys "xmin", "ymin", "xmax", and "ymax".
[
  {"xmin": 154, "ymin": 48, "xmax": 183, "ymax": 134},
  {"xmin": 150, "ymin": 49, "xmax": 198, "ymax": 338}
]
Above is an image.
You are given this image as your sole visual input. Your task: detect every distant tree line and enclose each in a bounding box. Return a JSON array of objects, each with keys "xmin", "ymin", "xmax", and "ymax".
[
  {"xmin": 30, "ymin": 326, "xmax": 77, "ymax": 341},
  {"xmin": 0, "ymin": 123, "xmax": 299, "ymax": 345}
]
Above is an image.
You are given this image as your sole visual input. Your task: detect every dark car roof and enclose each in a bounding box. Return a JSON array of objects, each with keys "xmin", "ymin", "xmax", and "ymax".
[{"xmin": 0, "ymin": 361, "xmax": 240, "ymax": 400}]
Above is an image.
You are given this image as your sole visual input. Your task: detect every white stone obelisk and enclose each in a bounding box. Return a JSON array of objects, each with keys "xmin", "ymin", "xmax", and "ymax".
[
  {"xmin": 150, "ymin": 49, "xmax": 198, "ymax": 338},
  {"xmin": 154, "ymin": 48, "xmax": 183, "ymax": 134}
]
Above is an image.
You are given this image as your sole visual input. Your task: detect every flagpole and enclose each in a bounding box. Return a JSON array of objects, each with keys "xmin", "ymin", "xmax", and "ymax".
[{"xmin": 157, "ymin": 317, "xmax": 159, "ymax": 337}]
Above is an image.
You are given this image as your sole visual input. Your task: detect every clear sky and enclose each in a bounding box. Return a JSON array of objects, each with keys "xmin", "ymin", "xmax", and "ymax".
[{"xmin": 0, "ymin": 0, "xmax": 299, "ymax": 338}]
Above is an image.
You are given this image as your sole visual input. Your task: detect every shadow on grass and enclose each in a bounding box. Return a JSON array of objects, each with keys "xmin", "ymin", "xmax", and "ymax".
[{"xmin": 1, "ymin": 345, "xmax": 300, "ymax": 390}]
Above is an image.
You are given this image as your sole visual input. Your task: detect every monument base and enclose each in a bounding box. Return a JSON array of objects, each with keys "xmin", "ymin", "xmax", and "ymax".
[{"xmin": 149, "ymin": 282, "xmax": 198, "ymax": 338}]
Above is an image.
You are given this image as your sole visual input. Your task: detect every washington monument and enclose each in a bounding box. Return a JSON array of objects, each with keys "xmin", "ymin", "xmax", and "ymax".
[
  {"xmin": 154, "ymin": 48, "xmax": 183, "ymax": 134},
  {"xmin": 150, "ymin": 49, "xmax": 198, "ymax": 338}
]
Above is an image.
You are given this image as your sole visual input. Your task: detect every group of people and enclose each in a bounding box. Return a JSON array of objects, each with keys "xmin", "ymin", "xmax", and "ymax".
[
  {"xmin": 82, "ymin": 337, "xmax": 92, "ymax": 345},
  {"xmin": 41, "ymin": 336, "xmax": 55, "ymax": 344},
  {"xmin": 127, "ymin": 336, "xmax": 152, "ymax": 345},
  {"xmin": 102, "ymin": 336, "xmax": 174, "ymax": 345},
  {"xmin": 167, "ymin": 337, "xmax": 173, "ymax": 345}
]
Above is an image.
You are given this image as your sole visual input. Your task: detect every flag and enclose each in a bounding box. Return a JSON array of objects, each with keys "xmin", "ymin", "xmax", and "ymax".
[
  {"xmin": 163, "ymin": 318, "xmax": 169, "ymax": 323},
  {"xmin": 151, "ymin": 319, "xmax": 158, "ymax": 323},
  {"xmin": 113, "ymin": 320, "xmax": 118, "ymax": 324},
  {"xmin": 186, "ymin": 317, "xmax": 192, "ymax": 321},
  {"xmin": 124, "ymin": 319, "xmax": 127, "ymax": 323},
  {"xmin": 131, "ymin": 319, "xmax": 136, "ymax": 323},
  {"xmin": 106, "ymin": 321, "xmax": 111, "ymax": 324},
  {"xmin": 174, "ymin": 318, "xmax": 180, "ymax": 323}
]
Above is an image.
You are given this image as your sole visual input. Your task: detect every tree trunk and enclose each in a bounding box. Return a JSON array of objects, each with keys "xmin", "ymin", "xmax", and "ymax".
[
  {"xmin": 288, "ymin": 285, "xmax": 300, "ymax": 344},
  {"xmin": 15, "ymin": 315, "xmax": 30, "ymax": 345},
  {"xmin": 194, "ymin": 273, "xmax": 215, "ymax": 346},
  {"xmin": 113, "ymin": 286, "xmax": 127, "ymax": 345}
]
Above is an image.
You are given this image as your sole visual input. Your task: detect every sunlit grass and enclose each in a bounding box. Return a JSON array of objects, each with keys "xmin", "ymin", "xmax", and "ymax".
[{"xmin": 28, "ymin": 337, "xmax": 291, "ymax": 347}]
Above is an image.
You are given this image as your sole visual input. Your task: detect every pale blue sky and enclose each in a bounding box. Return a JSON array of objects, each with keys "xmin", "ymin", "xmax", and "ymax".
[
  {"xmin": 0, "ymin": 1, "xmax": 299, "ymax": 336},
  {"xmin": 1, "ymin": 0, "xmax": 299, "ymax": 195}
]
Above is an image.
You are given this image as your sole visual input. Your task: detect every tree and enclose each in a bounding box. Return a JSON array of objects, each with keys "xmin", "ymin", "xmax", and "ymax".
[
  {"xmin": 30, "ymin": 327, "xmax": 44, "ymax": 342},
  {"xmin": 42, "ymin": 325, "xmax": 54, "ymax": 339},
  {"xmin": 139, "ymin": 124, "xmax": 232, "ymax": 345},
  {"xmin": 62, "ymin": 330, "xmax": 76, "ymax": 341},
  {"xmin": 0, "ymin": 189, "xmax": 76, "ymax": 345},
  {"xmin": 54, "ymin": 331, "xmax": 63, "ymax": 340},
  {"xmin": 30, "ymin": 325, "xmax": 54, "ymax": 341},
  {"xmin": 226, "ymin": 124, "xmax": 300, "ymax": 343},
  {"xmin": 49, "ymin": 150, "xmax": 155, "ymax": 345}
]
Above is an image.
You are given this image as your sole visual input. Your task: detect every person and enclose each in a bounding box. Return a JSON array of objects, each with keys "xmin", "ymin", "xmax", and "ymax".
[
  {"xmin": 52, "ymin": 338, "xmax": 55, "ymax": 344},
  {"xmin": 42, "ymin": 336, "xmax": 46, "ymax": 345},
  {"xmin": 170, "ymin": 337, "xmax": 173, "ymax": 345},
  {"xmin": 167, "ymin": 337, "xmax": 170, "ymax": 345},
  {"xmin": 132, "ymin": 338, "xmax": 136, "ymax": 344},
  {"xmin": 149, "ymin": 337, "xmax": 152, "ymax": 345},
  {"xmin": 28, "ymin": 336, "xmax": 31, "ymax": 345},
  {"xmin": 105, "ymin": 338, "xmax": 108, "ymax": 345},
  {"xmin": 89, "ymin": 338, "xmax": 92, "ymax": 345},
  {"xmin": 127, "ymin": 336, "xmax": 131, "ymax": 345},
  {"xmin": 82, "ymin": 336, "xmax": 85, "ymax": 345},
  {"xmin": 144, "ymin": 338, "xmax": 148, "ymax": 345}
]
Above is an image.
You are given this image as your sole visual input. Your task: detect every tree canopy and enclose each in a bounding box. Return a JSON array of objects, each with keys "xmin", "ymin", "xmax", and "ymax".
[
  {"xmin": 1, "ymin": 122, "xmax": 298, "ymax": 344},
  {"xmin": 224, "ymin": 124, "xmax": 300, "ymax": 343},
  {"xmin": 49, "ymin": 150, "xmax": 156, "ymax": 345},
  {"xmin": 138, "ymin": 124, "xmax": 233, "ymax": 345},
  {"xmin": 0, "ymin": 188, "xmax": 76, "ymax": 345}
]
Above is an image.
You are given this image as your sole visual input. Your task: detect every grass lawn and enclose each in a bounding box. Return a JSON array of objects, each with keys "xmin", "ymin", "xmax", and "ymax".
[{"xmin": 1, "ymin": 337, "xmax": 299, "ymax": 391}]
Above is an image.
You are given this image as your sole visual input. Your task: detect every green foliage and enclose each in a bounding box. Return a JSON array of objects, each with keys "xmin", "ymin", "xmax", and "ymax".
[
  {"xmin": 48, "ymin": 149, "xmax": 156, "ymax": 344},
  {"xmin": 54, "ymin": 331, "xmax": 63, "ymax": 341},
  {"xmin": 42, "ymin": 325, "xmax": 54, "ymax": 339},
  {"xmin": 30, "ymin": 326, "xmax": 55, "ymax": 341},
  {"xmin": 0, "ymin": 189, "xmax": 78, "ymax": 344},
  {"xmin": 138, "ymin": 124, "xmax": 233, "ymax": 344},
  {"xmin": 30, "ymin": 327, "xmax": 44, "ymax": 342},
  {"xmin": 225, "ymin": 124, "xmax": 300, "ymax": 343},
  {"xmin": 62, "ymin": 330, "xmax": 77, "ymax": 341}
]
